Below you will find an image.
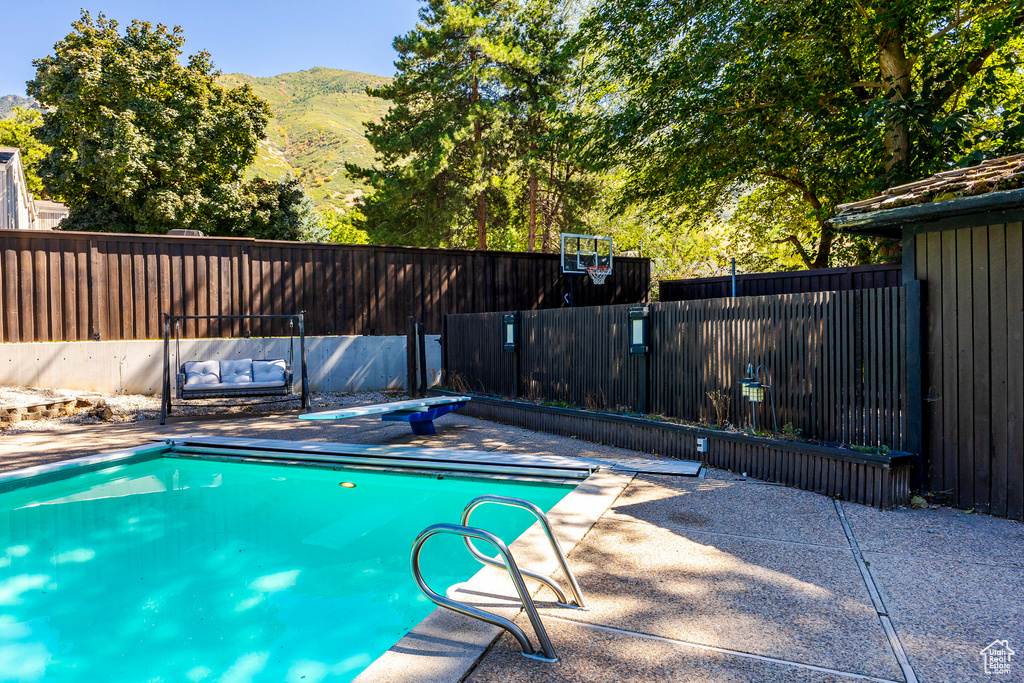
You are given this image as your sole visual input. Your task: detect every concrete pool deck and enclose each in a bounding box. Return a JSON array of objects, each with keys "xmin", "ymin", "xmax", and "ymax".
[{"xmin": 2, "ymin": 410, "xmax": 1022, "ymax": 682}]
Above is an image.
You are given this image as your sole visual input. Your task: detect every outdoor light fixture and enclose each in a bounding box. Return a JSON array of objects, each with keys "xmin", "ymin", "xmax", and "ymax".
[
  {"xmin": 503, "ymin": 313, "xmax": 519, "ymax": 352},
  {"xmin": 747, "ymin": 380, "xmax": 766, "ymax": 403},
  {"xmin": 739, "ymin": 363, "xmax": 777, "ymax": 434},
  {"xmin": 628, "ymin": 306, "xmax": 650, "ymax": 355}
]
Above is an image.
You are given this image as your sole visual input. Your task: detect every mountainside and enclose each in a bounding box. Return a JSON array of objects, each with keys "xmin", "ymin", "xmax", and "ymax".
[
  {"xmin": 218, "ymin": 67, "xmax": 391, "ymax": 210},
  {"xmin": 0, "ymin": 94, "xmax": 41, "ymax": 118}
]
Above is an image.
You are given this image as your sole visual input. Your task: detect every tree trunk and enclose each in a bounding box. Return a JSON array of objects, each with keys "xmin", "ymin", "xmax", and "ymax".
[
  {"xmin": 473, "ymin": 72, "xmax": 486, "ymax": 250},
  {"xmin": 878, "ymin": 27, "xmax": 912, "ymax": 174},
  {"xmin": 528, "ymin": 169, "xmax": 537, "ymax": 252},
  {"xmin": 477, "ymin": 190, "xmax": 486, "ymax": 249},
  {"xmin": 811, "ymin": 222, "xmax": 835, "ymax": 269}
]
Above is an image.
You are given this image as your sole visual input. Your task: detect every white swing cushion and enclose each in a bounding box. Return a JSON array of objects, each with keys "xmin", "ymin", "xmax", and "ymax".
[
  {"xmin": 219, "ymin": 359, "xmax": 254, "ymax": 384},
  {"xmin": 253, "ymin": 359, "xmax": 287, "ymax": 385},
  {"xmin": 183, "ymin": 361, "xmax": 221, "ymax": 386}
]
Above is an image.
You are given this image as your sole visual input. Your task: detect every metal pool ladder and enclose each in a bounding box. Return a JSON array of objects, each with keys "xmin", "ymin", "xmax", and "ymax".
[{"xmin": 410, "ymin": 494, "xmax": 587, "ymax": 663}]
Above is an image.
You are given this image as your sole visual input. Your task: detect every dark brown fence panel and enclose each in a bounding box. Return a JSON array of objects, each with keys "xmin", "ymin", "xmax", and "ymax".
[
  {"xmin": 660, "ymin": 264, "xmax": 902, "ymax": 302},
  {"xmin": 444, "ymin": 288, "xmax": 908, "ymax": 451},
  {"xmin": 443, "ymin": 311, "xmax": 519, "ymax": 397},
  {"xmin": 519, "ymin": 306, "xmax": 644, "ymax": 410},
  {"xmin": 0, "ymin": 230, "xmax": 650, "ymax": 342},
  {"xmin": 914, "ymin": 221, "xmax": 1023, "ymax": 520}
]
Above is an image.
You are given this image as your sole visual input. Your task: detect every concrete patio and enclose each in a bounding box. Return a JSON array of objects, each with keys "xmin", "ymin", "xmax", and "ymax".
[{"xmin": 2, "ymin": 408, "xmax": 1021, "ymax": 682}]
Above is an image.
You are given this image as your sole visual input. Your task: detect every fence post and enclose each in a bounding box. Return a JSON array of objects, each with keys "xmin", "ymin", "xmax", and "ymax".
[
  {"xmin": 161, "ymin": 313, "xmax": 171, "ymax": 424},
  {"xmin": 298, "ymin": 311, "xmax": 310, "ymax": 412},
  {"xmin": 441, "ymin": 314, "xmax": 449, "ymax": 388},
  {"xmin": 88, "ymin": 239, "xmax": 100, "ymax": 341},
  {"xmin": 642, "ymin": 307, "xmax": 652, "ymax": 414},
  {"xmin": 905, "ymin": 280, "xmax": 924, "ymax": 488},
  {"xmin": 407, "ymin": 316, "xmax": 419, "ymax": 396},
  {"xmin": 418, "ymin": 322, "xmax": 428, "ymax": 394},
  {"xmin": 514, "ymin": 311, "xmax": 522, "ymax": 399}
]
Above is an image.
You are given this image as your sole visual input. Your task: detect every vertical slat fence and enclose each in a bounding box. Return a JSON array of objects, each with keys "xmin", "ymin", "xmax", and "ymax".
[
  {"xmin": 444, "ymin": 288, "xmax": 909, "ymax": 452},
  {"xmin": 660, "ymin": 264, "xmax": 902, "ymax": 301},
  {"xmin": 0, "ymin": 230, "xmax": 649, "ymax": 341}
]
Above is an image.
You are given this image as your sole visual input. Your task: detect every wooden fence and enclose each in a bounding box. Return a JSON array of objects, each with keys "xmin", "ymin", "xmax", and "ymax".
[
  {"xmin": 0, "ymin": 230, "xmax": 649, "ymax": 342},
  {"xmin": 444, "ymin": 287, "xmax": 912, "ymax": 451},
  {"xmin": 660, "ymin": 264, "xmax": 901, "ymax": 301}
]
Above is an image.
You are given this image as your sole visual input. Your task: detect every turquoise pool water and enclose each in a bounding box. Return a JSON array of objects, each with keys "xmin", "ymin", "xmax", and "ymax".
[{"xmin": 0, "ymin": 457, "xmax": 572, "ymax": 682}]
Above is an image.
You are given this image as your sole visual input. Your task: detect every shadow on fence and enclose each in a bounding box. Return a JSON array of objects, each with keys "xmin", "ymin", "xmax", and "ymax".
[{"xmin": 443, "ymin": 287, "xmax": 912, "ymax": 451}]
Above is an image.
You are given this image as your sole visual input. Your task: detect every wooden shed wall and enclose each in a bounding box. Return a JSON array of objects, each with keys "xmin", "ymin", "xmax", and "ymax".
[{"xmin": 914, "ymin": 221, "xmax": 1024, "ymax": 520}]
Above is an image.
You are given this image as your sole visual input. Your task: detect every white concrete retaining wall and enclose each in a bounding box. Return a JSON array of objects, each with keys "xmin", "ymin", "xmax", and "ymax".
[{"xmin": 0, "ymin": 336, "xmax": 441, "ymax": 395}]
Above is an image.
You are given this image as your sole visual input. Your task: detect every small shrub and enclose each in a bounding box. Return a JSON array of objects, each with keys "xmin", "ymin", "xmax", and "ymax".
[
  {"xmin": 706, "ymin": 389, "xmax": 730, "ymax": 427},
  {"xmin": 781, "ymin": 422, "xmax": 803, "ymax": 440}
]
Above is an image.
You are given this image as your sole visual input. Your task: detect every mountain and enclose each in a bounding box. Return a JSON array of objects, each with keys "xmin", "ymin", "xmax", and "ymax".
[
  {"xmin": 217, "ymin": 67, "xmax": 391, "ymax": 211},
  {"xmin": 0, "ymin": 94, "xmax": 41, "ymax": 118}
]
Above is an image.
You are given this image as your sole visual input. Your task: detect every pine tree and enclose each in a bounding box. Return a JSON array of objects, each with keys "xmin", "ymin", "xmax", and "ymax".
[
  {"xmin": 350, "ymin": 0, "xmax": 515, "ymax": 248},
  {"xmin": 501, "ymin": 0, "xmax": 572, "ymax": 251}
]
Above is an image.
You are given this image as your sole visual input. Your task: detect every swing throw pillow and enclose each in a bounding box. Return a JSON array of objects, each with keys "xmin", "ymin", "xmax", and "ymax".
[
  {"xmin": 184, "ymin": 361, "xmax": 220, "ymax": 386},
  {"xmin": 220, "ymin": 359, "xmax": 254, "ymax": 384},
  {"xmin": 253, "ymin": 360, "xmax": 287, "ymax": 385}
]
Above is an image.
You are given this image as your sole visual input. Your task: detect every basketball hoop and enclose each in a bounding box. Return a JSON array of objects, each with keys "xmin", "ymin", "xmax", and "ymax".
[{"xmin": 586, "ymin": 265, "xmax": 611, "ymax": 285}]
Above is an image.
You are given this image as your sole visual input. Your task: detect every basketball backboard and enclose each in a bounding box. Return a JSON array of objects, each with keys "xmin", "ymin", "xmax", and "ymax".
[{"xmin": 560, "ymin": 233, "xmax": 613, "ymax": 274}]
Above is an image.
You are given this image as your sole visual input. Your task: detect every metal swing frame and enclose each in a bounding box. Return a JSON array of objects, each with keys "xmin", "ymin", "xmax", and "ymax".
[{"xmin": 160, "ymin": 313, "xmax": 310, "ymax": 424}]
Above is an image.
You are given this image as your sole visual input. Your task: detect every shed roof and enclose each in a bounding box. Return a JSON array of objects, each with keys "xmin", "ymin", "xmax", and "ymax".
[
  {"xmin": 829, "ymin": 153, "xmax": 1024, "ymax": 235},
  {"xmin": 0, "ymin": 147, "xmax": 19, "ymax": 164},
  {"xmin": 35, "ymin": 200, "xmax": 69, "ymax": 213}
]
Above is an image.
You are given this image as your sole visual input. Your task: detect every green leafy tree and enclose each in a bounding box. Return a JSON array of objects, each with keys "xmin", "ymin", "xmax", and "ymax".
[
  {"xmin": 28, "ymin": 12, "xmax": 272, "ymax": 234},
  {"xmin": 722, "ymin": 183, "xmax": 891, "ymax": 273},
  {"xmin": 0, "ymin": 108, "xmax": 53, "ymax": 198},
  {"xmin": 322, "ymin": 209, "xmax": 371, "ymax": 244},
  {"xmin": 585, "ymin": 0, "xmax": 1024, "ymax": 268}
]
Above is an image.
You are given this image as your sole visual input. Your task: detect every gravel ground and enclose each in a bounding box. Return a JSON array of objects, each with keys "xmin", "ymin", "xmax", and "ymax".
[
  {"xmin": 0, "ymin": 385, "xmax": 407, "ymax": 435},
  {"xmin": 0, "ymin": 385, "xmax": 81, "ymax": 405}
]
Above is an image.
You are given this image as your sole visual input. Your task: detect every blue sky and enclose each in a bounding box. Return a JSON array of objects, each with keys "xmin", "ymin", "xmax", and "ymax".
[{"xmin": 1, "ymin": 0, "xmax": 423, "ymax": 96}]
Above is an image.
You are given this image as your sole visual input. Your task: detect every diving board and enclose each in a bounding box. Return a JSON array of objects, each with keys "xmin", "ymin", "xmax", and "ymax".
[{"xmin": 299, "ymin": 396, "xmax": 472, "ymax": 435}]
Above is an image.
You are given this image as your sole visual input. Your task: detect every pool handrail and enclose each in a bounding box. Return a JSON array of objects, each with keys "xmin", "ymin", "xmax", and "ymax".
[
  {"xmin": 460, "ymin": 494, "xmax": 587, "ymax": 609},
  {"xmin": 410, "ymin": 523, "xmax": 558, "ymax": 662}
]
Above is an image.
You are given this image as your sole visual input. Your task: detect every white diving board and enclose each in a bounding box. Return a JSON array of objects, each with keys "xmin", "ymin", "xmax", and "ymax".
[
  {"xmin": 300, "ymin": 396, "xmax": 471, "ymax": 420},
  {"xmin": 299, "ymin": 396, "xmax": 472, "ymax": 435}
]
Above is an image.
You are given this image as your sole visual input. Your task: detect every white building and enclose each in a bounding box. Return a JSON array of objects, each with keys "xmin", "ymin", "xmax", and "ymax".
[{"xmin": 0, "ymin": 146, "xmax": 68, "ymax": 230}]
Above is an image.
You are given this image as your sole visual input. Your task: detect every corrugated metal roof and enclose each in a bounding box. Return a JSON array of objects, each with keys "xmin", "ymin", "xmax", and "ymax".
[{"xmin": 835, "ymin": 154, "xmax": 1024, "ymax": 216}]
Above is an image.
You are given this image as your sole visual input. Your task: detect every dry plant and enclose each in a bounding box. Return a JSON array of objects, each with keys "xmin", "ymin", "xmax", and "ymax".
[
  {"xmin": 446, "ymin": 371, "xmax": 472, "ymax": 394},
  {"xmin": 706, "ymin": 389, "xmax": 731, "ymax": 426},
  {"xmin": 584, "ymin": 388, "xmax": 608, "ymax": 412},
  {"xmin": 521, "ymin": 374, "xmax": 541, "ymax": 401}
]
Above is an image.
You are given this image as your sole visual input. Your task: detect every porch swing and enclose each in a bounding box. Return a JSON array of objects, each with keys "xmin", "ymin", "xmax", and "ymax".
[{"xmin": 160, "ymin": 313, "xmax": 310, "ymax": 424}]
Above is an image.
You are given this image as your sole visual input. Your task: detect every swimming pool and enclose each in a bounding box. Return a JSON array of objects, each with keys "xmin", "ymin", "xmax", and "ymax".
[{"xmin": 0, "ymin": 451, "xmax": 573, "ymax": 682}]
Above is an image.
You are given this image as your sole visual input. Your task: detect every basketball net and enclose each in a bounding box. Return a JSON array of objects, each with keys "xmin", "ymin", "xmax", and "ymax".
[{"xmin": 586, "ymin": 265, "xmax": 611, "ymax": 285}]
